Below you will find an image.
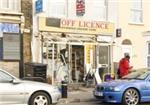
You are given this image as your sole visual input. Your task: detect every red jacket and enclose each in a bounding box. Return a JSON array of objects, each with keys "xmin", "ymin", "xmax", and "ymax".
[{"xmin": 119, "ymin": 58, "xmax": 130, "ymax": 77}]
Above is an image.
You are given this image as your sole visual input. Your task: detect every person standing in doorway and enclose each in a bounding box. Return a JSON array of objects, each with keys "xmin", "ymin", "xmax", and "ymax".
[{"xmin": 118, "ymin": 54, "xmax": 133, "ymax": 78}]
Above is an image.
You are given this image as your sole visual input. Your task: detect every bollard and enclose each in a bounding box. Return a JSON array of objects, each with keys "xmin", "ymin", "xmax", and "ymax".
[{"xmin": 61, "ymin": 81, "xmax": 68, "ymax": 98}]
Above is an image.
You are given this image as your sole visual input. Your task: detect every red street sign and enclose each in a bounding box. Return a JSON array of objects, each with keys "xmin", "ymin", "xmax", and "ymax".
[{"xmin": 76, "ymin": 0, "xmax": 85, "ymax": 16}]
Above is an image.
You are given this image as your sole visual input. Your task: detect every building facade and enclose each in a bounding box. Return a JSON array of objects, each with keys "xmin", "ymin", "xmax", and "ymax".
[
  {"xmin": 1, "ymin": 0, "xmax": 149, "ymax": 82},
  {"xmin": 0, "ymin": 0, "xmax": 32, "ymax": 78},
  {"xmin": 32, "ymin": 0, "xmax": 150, "ymax": 84},
  {"xmin": 113, "ymin": 0, "xmax": 150, "ymax": 70},
  {"xmin": 32, "ymin": 0, "xmax": 117, "ymax": 84},
  {"xmin": 0, "ymin": 0, "xmax": 22, "ymax": 77}
]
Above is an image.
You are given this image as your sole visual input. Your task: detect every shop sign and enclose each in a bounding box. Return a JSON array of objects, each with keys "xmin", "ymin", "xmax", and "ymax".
[
  {"xmin": 39, "ymin": 17, "xmax": 114, "ymax": 35},
  {"xmin": 76, "ymin": 0, "xmax": 85, "ymax": 16},
  {"xmin": 0, "ymin": 23, "xmax": 19, "ymax": 33},
  {"xmin": 97, "ymin": 36, "xmax": 112, "ymax": 42}
]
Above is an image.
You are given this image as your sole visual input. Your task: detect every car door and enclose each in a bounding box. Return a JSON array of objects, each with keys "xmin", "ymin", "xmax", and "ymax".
[
  {"xmin": 140, "ymin": 75, "xmax": 150, "ymax": 102},
  {"xmin": 0, "ymin": 70, "xmax": 25, "ymax": 104}
]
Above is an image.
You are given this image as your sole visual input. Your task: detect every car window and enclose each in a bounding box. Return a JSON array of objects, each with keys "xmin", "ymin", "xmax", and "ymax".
[
  {"xmin": 122, "ymin": 70, "xmax": 150, "ymax": 80},
  {"xmin": 0, "ymin": 70, "xmax": 13, "ymax": 82},
  {"xmin": 137, "ymin": 71, "xmax": 150, "ymax": 80}
]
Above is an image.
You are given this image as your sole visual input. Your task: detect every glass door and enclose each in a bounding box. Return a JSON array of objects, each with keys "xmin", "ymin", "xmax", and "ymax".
[{"xmin": 97, "ymin": 45, "xmax": 111, "ymax": 81}]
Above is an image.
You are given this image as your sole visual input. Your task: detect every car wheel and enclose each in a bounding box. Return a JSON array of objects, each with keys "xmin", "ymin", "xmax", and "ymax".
[
  {"xmin": 29, "ymin": 92, "xmax": 51, "ymax": 105},
  {"xmin": 123, "ymin": 88, "xmax": 139, "ymax": 105}
]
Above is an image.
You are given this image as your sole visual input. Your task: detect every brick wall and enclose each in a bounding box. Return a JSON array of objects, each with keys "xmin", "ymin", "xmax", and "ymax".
[
  {"xmin": 0, "ymin": 62, "xmax": 19, "ymax": 77},
  {"xmin": 21, "ymin": 0, "xmax": 32, "ymax": 63}
]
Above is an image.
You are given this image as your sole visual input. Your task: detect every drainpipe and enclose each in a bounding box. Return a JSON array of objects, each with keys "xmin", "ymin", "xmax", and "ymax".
[{"xmin": 19, "ymin": 23, "xmax": 24, "ymax": 78}]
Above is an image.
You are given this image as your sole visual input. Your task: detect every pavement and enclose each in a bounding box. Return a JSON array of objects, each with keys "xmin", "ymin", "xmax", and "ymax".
[{"xmin": 58, "ymin": 87, "xmax": 98, "ymax": 104}]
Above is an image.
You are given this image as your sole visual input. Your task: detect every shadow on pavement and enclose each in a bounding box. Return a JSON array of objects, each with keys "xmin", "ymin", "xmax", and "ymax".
[
  {"xmin": 94, "ymin": 102, "xmax": 150, "ymax": 105},
  {"xmin": 94, "ymin": 102, "xmax": 121, "ymax": 105}
]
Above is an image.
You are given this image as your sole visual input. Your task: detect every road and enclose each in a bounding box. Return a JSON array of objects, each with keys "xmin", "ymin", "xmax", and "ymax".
[
  {"xmin": 58, "ymin": 87, "xmax": 150, "ymax": 105},
  {"xmin": 60, "ymin": 99, "xmax": 150, "ymax": 105}
]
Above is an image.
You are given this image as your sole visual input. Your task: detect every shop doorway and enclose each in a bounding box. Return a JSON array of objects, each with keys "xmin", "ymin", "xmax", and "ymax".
[
  {"xmin": 97, "ymin": 45, "xmax": 111, "ymax": 81},
  {"xmin": 71, "ymin": 45, "xmax": 84, "ymax": 82}
]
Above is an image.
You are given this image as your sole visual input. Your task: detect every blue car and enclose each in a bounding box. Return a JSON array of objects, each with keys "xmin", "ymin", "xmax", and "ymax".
[{"xmin": 93, "ymin": 68, "xmax": 150, "ymax": 105}]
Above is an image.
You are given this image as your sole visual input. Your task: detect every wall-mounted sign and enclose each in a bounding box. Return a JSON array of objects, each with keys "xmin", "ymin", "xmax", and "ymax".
[
  {"xmin": 35, "ymin": 0, "xmax": 43, "ymax": 13},
  {"xmin": 0, "ymin": 23, "xmax": 19, "ymax": 33},
  {"xmin": 116, "ymin": 28, "xmax": 121, "ymax": 37},
  {"xmin": 76, "ymin": 0, "xmax": 85, "ymax": 16},
  {"xmin": 39, "ymin": 17, "xmax": 114, "ymax": 35},
  {"xmin": 97, "ymin": 35, "xmax": 112, "ymax": 42}
]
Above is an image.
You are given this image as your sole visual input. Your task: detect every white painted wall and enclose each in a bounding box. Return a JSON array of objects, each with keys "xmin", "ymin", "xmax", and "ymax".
[{"xmin": 0, "ymin": 0, "xmax": 21, "ymax": 12}]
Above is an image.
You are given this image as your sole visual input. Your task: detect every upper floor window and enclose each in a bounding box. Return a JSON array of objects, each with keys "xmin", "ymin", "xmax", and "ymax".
[
  {"xmin": 2, "ymin": 0, "xmax": 9, "ymax": 9},
  {"xmin": 0, "ymin": 0, "xmax": 21, "ymax": 12},
  {"xmin": 87, "ymin": 0, "xmax": 107, "ymax": 21},
  {"xmin": 130, "ymin": 0, "xmax": 143, "ymax": 24},
  {"xmin": 48, "ymin": 0, "xmax": 67, "ymax": 18}
]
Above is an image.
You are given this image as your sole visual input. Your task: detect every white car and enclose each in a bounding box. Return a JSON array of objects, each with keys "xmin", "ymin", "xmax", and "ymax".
[{"xmin": 0, "ymin": 69, "xmax": 61, "ymax": 105}]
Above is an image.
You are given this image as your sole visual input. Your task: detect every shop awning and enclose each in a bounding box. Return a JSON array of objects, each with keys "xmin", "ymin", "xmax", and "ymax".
[{"xmin": 39, "ymin": 32, "xmax": 98, "ymax": 45}]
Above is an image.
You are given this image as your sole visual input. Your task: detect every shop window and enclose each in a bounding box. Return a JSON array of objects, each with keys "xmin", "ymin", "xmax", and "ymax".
[
  {"xmin": 122, "ymin": 39, "xmax": 132, "ymax": 45},
  {"xmin": 0, "ymin": 23, "xmax": 20, "ymax": 60},
  {"xmin": 99, "ymin": 46, "xmax": 109, "ymax": 64},
  {"xmin": 130, "ymin": 0, "xmax": 143, "ymax": 24},
  {"xmin": 2, "ymin": 33, "xmax": 20, "ymax": 60}
]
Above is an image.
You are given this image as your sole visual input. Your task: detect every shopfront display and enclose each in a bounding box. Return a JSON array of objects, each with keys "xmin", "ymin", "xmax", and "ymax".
[{"xmin": 37, "ymin": 17, "xmax": 114, "ymax": 84}]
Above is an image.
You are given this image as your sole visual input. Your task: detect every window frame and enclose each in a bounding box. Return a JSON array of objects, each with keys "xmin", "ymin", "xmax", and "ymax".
[
  {"xmin": 0, "ymin": 23, "xmax": 20, "ymax": 61},
  {"xmin": 48, "ymin": 0, "xmax": 67, "ymax": 18},
  {"xmin": 129, "ymin": 0, "xmax": 143, "ymax": 24},
  {"xmin": 2, "ymin": 33, "xmax": 20, "ymax": 61},
  {"xmin": 0, "ymin": 0, "xmax": 21, "ymax": 12}
]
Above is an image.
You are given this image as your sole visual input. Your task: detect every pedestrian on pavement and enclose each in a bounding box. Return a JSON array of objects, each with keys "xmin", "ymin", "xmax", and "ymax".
[{"xmin": 118, "ymin": 54, "xmax": 133, "ymax": 79}]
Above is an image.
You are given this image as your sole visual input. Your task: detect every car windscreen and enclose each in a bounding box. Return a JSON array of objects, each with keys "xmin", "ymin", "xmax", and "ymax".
[{"xmin": 122, "ymin": 70, "xmax": 150, "ymax": 80}]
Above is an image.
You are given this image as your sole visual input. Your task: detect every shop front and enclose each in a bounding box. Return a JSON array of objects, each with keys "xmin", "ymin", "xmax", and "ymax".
[
  {"xmin": 35, "ymin": 17, "xmax": 114, "ymax": 84},
  {"xmin": 0, "ymin": 12, "xmax": 24, "ymax": 77}
]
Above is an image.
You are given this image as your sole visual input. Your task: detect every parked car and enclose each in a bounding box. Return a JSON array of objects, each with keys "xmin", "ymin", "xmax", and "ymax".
[
  {"xmin": 0, "ymin": 69, "xmax": 61, "ymax": 105},
  {"xmin": 93, "ymin": 68, "xmax": 150, "ymax": 105}
]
